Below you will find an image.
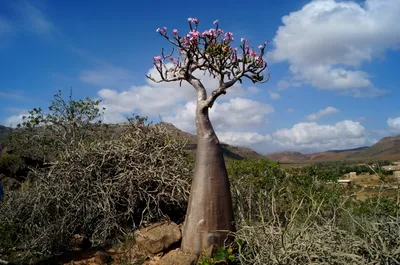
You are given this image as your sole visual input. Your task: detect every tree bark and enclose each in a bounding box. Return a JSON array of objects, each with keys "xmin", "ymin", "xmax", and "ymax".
[{"xmin": 181, "ymin": 104, "xmax": 236, "ymax": 255}]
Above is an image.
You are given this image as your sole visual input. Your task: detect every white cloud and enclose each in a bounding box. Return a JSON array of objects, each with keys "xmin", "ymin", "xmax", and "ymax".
[
  {"xmin": 165, "ymin": 98, "xmax": 274, "ymax": 133},
  {"xmin": 286, "ymin": 108, "xmax": 295, "ymax": 112},
  {"xmin": 387, "ymin": 117, "xmax": 400, "ymax": 132},
  {"xmin": 305, "ymin": 106, "xmax": 339, "ymax": 121},
  {"xmin": 272, "ymin": 120, "xmax": 369, "ymax": 151},
  {"xmin": 268, "ymin": 0, "xmax": 400, "ymax": 97},
  {"xmin": 269, "ymin": 91, "xmax": 281, "ymax": 100},
  {"xmin": 4, "ymin": 113, "xmax": 27, "ymax": 128},
  {"xmin": 98, "ymin": 65, "xmax": 266, "ymax": 124},
  {"xmin": 217, "ymin": 132, "xmax": 272, "ymax": 146}
]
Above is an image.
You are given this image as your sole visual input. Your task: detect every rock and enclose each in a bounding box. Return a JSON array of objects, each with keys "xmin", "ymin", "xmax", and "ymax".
[
  {"xmin": 93, "ymin": 251, "xmax": 111, "ymax": 265},
  {"xmin": 135, "ymin": 221, "xmax": 182, "ymax": 254},
  {"xmin": 144, "ymin": 248, "xmax": 197, "ymax": 265}
]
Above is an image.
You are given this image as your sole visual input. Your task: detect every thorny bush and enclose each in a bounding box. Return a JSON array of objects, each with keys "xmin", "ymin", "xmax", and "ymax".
[{"xmin": 0, "ymin": 121, "xmax": 193, "ymax": 259}]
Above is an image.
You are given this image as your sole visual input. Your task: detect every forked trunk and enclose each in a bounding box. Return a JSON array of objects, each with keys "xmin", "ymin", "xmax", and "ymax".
[{"xmin": 181, "ymin": 104, "xmax": 235, "ymax": 255}]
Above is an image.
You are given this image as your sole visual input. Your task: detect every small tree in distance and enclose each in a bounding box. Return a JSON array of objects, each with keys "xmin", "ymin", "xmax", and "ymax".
[{"xmin": 147, "ymin": 18, "xmax": 270, "ymax": 255}]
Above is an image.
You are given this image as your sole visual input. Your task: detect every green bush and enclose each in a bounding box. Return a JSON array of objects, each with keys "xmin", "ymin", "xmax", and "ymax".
[
  {"xmin": 227, "ymin": 159, "xmax": 400, "ymax": 264},
  {"xmin": 0, "ymin": 153, "xmax": 24, "ymax": 177}
]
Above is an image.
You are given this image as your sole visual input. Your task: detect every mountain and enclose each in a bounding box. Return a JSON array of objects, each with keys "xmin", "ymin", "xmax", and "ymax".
[
  {"xmin": 0, "ymin": 125, "xmax": 12, "ymax": 141},
  {"xmin": 266, "ymin": 135, "xmax": 400, "ymax": 163},
  {"xmin": 265, "ymin": 151, "xmax": 309, "ymax": 163},
  {"xmin": 347, "ymin": 135, "xmax": 400, "ymax": 161}
]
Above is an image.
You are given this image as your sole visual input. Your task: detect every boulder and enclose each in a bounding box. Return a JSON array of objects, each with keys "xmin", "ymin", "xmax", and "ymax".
[
  {"xmin": 93, "ymin": 251, "xmax": 111, "ymax": 265},
  {"xmin": 144, "ymin": 248, "xmax": 197, "ymax": 265},
  {"xmin": 135, "ymin": 221, "xmax": 182, "ymax": 254}
]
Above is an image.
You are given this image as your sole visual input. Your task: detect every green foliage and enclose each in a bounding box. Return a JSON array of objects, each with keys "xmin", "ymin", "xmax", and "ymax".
[
  {"xmin": 0, "ymin": 91, "xmax": 193, "ymax": 262},
  {"xmin": 8, "ymin": 89, "xmax": 106, "ymax": 162},
  {"xmin": 198, "ymin": 246, "xmax": 236, "ymax": 265},
  {"xmin": 353, "ymin": 196, "xmax": 400, "ymax": 218},
  {"xmin": 0, "ymin": 153, "xmax": 24, "ymax": 177},
  {"xmin": 228, "ymin": 159, "xmax": 344, "ymax": 225}
]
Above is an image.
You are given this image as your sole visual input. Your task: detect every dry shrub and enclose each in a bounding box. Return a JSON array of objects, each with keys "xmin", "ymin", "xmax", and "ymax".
[
  {"xmin": 0, "ymin": 123, "xmax": 192, "ymax": 257},
  {"xmin": 227, "ymin": 159, "xmax": 400, "ymax": 264},
  {"xmin": 235, "ymin": 212, "xmax": 400, "ymax": 264}
]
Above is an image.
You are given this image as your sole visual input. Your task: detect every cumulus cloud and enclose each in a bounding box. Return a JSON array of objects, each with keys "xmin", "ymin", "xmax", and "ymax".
[
  {"xmin": 98, "ymin": 66, "xmax": 265, "ymax": 124},
  {"xmin": 217, "ymin": 132, "xmax": 272, "ymax": 146},
  {"xmin": 305, "ymin": 106, "xmax": 339, "ymax": 121},
  {"xmin": 272, "ymin": 120, "xmax": 369, "ymax": 151},
  {"xmin": 268, "ymin": 0, "xmax": 399, "ymax": 96},
  {"xmin": 165, "ymin": 98, "xmax": 274, "ymax": 133},
  {"xmin": 4, "ymin": 113, "xmax": 27, "ymax": 127},
  {"xmin": 387, "ymin": 117, "xmax": 400, "ymax": 132},
  {"xmin": 206, "ymin": 120, "xmax": 370, "ymax": 153}
]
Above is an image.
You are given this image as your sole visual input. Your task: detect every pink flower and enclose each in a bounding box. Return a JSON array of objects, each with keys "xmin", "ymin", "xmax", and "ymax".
[
  {"xmin": 217, "ymin": 29, "xmax": 223, "ymax": 35},
  {"xmin": 188, "ymin": 18, "xmax": 198, "ymax": 23},
  {"xmin": 258, "ymin": 45, "xmax": 263, "ymax": 49},
  {"xmin": 224, "ymin": 32, "xmax": 233, "ymax": 38},
  {"xmin": 264, "ymin": 40, "xmax": 269, "ymax": 44},
  {"xmin": 189, "ymin": 30, "xmax": 200, "ymax": 39},
  {"xmin": 240, "ymin": 38, "xmax": 246, "ymax": 42},
  {"xmin": 249, "ymin": 50, "xmax": 257, "ymax": 57},
  {"xmin": 172, "ymin": 29, "xmax": 179, "ymax": 35},
  {"xmin": 156, "ymin": 27, "xmax": 167, "ymax": 35},
  {"xmin": 153, "ymin": 56, "xmax": 162, "ymax": 62}
]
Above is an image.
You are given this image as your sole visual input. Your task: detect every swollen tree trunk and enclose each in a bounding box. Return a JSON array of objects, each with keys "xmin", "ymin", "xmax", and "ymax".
[{"xmin": 181, "ymin": 104, "xmax": 236, "ymax": 255}]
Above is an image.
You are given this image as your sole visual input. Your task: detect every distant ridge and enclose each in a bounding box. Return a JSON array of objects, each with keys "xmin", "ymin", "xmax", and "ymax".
[
  {"xmin": 266, "ymin": 135, "xmax": 400, "ymax": 163},
  {"xmin": 325, "ymin": 146, "xmax": 369, "ymax": 153}
]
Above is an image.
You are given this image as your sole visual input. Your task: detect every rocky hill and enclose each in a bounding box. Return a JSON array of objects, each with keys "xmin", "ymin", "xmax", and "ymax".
[
  {"xmin": 266, "ymin": 135, "xmax": 400, "ymax": 163},
  {"xmin": 347, "ymin": 135, "xmax": 400, "ymax": 161},
  {"xmin": 0, "ymin": 122, "xmax": 263, "ymax": 160},
  {"xmin": 0, "ymin": 125, "xmax": 12, "ymax": 142}
]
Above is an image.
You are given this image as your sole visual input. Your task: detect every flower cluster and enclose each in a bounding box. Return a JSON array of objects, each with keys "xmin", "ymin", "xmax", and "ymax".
[
  {"xmin": 223, "ymin": 32, "xmax": 234, "ymax": 43},
  {"xmin": 156, "ymin": 27, "xmax": 167, "ymax": 35},
  {"xmin": 188, "ymin": 17, "xmax": 199, "ymax": 24},
  {"xmin": 152, "ymin": 18, "xmax": 268, "ymax": 77}
]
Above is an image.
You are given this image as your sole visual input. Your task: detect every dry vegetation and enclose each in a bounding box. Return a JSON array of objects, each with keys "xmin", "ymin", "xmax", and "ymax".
[{"xmin": 1, "ymin": 92, "xmax": 400, "ymax": 264}]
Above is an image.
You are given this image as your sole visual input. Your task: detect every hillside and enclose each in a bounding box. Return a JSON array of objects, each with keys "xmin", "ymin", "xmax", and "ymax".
[
  {"xmin": 0, "ymin": 122, "xmax": 263, "ymax": 160},
  {"xmin": 347, "ymin": 135, "xmax": 400, "ymax": 161},
  {"xmin": 0, "ymin": 125, "xmax": 12, "ymax": 142},
  {"xmin": 267, "ymin": 136, "xmax": 400, "ymax": 163},
  {"xmin": 265, "ymin": 151, "xmax": 309, "ymax": 163}
]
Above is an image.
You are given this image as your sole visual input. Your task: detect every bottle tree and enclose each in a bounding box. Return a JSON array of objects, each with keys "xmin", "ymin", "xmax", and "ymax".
[{"xmin": 147, "ymin": 18, "xmax": 270, "ymax": 255}]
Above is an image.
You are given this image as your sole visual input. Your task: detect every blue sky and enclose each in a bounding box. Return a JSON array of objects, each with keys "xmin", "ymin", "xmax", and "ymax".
[{"xmin": 1, "ymin": 0, "xmax": 400, "ymax": 154}]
